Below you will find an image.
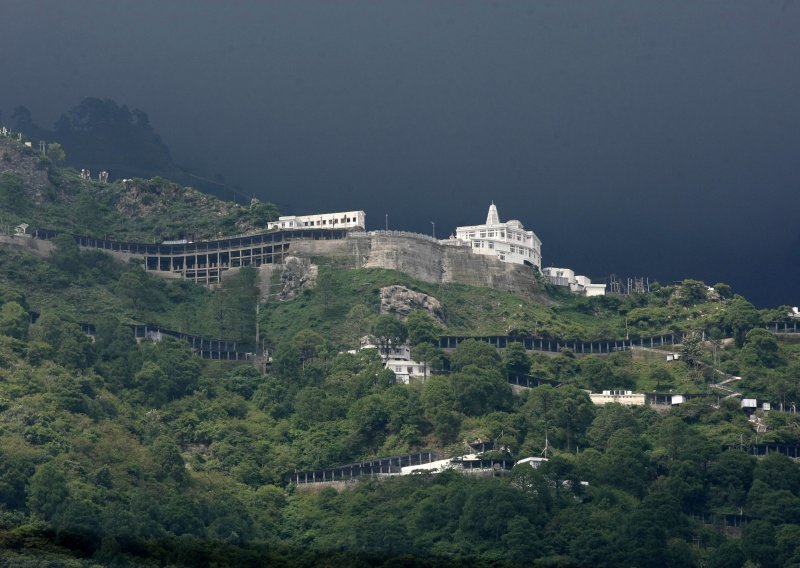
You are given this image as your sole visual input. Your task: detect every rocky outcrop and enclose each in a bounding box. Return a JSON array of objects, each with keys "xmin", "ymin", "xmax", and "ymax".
[
  {"xmin": 277, "ymin": 256, "xmax": 318, "ymax": 300},
  {"xmin": 380, "ymin": 286, "xmax": 445, "ymax": 323}
]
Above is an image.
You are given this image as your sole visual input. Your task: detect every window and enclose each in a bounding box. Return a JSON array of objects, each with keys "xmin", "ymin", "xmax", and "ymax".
[
  {"xmin": 480, "ymin": 231, "xmax": 486, "ymax": 238},
  {"xmin": 488, "ymin": 242, "xmax": 494, "ymax": 249},
  {"xmin": 473, "ymin": 241, "xmax": 480, "ymax": 248}
]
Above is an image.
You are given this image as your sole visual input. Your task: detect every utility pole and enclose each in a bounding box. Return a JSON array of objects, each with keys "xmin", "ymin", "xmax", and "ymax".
[
  {"xmin": 385, "ymin": 213, "xmax": 388, "ymax": 231},
  {"xmin": 431, "ymin": 221, "xmax": 436, "ymax": 239}
]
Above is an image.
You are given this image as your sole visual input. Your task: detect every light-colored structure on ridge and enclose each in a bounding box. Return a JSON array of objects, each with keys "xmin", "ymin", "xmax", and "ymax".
[
  {"xmin": 454, "ymin": 203, "xmax": 542, "ymax": 269},
  {"xmin": 268, "ymin": 210, "xmax": 366, "ymax": 231},
  {"xmin": 543, "ymin": 267, "xmax": 606, "ymax": 296},
  {"xmin": 589, "ymin": 390, "xmax": 646, "ymax": 406}
]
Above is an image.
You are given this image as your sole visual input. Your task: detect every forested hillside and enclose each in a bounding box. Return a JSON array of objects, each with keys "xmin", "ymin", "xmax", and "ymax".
[{"xmin": 1, "ymin": 133, "xmax": 800, "ymax": 566}]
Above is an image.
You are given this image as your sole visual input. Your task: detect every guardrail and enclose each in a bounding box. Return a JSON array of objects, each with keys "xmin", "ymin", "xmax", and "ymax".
[{"xmin": 438, "ymin": 334, "xmax": 682, "ymax": 354}]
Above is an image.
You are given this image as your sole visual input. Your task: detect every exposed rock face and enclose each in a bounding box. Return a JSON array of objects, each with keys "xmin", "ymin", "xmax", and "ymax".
[
  {"xmin": 277, "ymin": 256, "xmax": 318, "ymax": 300},
  {"xmin": 380, "ymin": 285, "xmax": 445, "ymax": 323}
]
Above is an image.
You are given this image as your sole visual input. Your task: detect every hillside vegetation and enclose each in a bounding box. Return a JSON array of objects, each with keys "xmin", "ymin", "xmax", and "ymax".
[{"xmin": 1, "ymin": 133, "xmax": 800, "ymax": 567}]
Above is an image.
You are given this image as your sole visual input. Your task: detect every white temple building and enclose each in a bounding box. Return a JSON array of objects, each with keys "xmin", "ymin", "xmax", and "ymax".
[{"xmin": 454, "ymin": 203, "xmax": 542, "ymax": 268}]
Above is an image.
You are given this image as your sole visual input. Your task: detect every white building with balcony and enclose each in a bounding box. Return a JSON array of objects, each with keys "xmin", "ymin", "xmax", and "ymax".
[
  {"xmin": 356, "ymin": 337, "xmax": 428, "ymax": 384},
  {"xmin": 454, "ymin": 203, "xmax": 542, "ymax": 268}
]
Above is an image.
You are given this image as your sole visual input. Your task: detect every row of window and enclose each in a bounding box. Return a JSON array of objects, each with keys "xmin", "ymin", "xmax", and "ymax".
[
  {"xmin": 302, "ymin": 216, "xmax": 357, "ymax": 226},
  {"xmin": 472, "ymin": 240, "xmax": 533, "ymax": 257},
  {"xmin": 466, "ymin": 229, "xmax": 530, "ymax": 243}
]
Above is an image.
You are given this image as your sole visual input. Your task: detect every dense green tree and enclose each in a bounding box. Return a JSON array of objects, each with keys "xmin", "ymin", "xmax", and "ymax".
[
  {"xmin": 292, "ymin": 329, "xmax": 324, "ymax": 363},
  {"xmin": 587, "ymin": 403, "xmax": 640, "ymax": 450},
  {"xmin": 741, "ymin": 328, "xmax": 783, "ymax": 368},
  {"xmin": 46, "ymin": 142, "xmax": 66, "ymax": 164},
  {"xmin": 405, "ymin": 310, "xmax": 440, "ymax": 346},
  {"xmin": 677, "ymin": 279, "xmax": 708, "ymax": 306},
  {"xmin": 679, "ymin": 332, "xmax": 703, "ymax": 375},
  {"xmin": 742, "ymin": 519, "xmax": 781, "ymax": 568},
  {"xmin": 707, "ymin": 450, "xmax": 755, "ymax": 509},
  {"xmin": 502, "ymin": 342, "xmax": 531, "ymax": 376},
  {"xmin": 134, "ymin": 361, "xmax": 169, "ymax": 407},
  {"xmin": 713, "ymin": 282, "xmax": 733, "ymax": 299},
  {"xmin": 421, "ymin": 375, "xmax": 462, "ymax": 443},
  {"xmin": 372, "ymin": 314, "xmax": 408, "ymax": 355},
  {"xmin": 753, "ymin": 452, "xmax": 800, "ymax": 494},
  {"xmin": 27, "ymin": 461, "xmax": 69, "ymax": 522},
  {"xmin": 0, "ymin": 449, "xmax": 36, "ymax": 510},
  {"xmin": 726, "ymin": 296, "xmax": 761, "ymax": 347},
  {"xmin": 580, "ymin": 356, "xmax": 616, "ymax": 391},
  {"xmin": 451, "ymin": 365, "xmax": 511, "ymax": 416},
  {"xmin": 140, "ymin": 337, "xmax": 201, "ymax": 402},
  {"xmin": 51, "ymin": 233, "xmax": 82, "ymax": 275},
  {"xmin": 550, "ymin": 350, "xmax": 579, "ymax": 382},
  {"xmin": 115, "ymin": 268, "xmax": 152, "ymax": 310},
  {"xmin": 0, "ymin": 172, "xmax": 30, "ymax": 214},
  {"xmin": 450, "ymin": 338, "xmax": 501, "ymax": 372},
  {"xmin": 30, "ymin": 312, "xmax": 95, "ymax": 370},
  {"xmin": 411, "ymin": 342, "xmax": 444, "ymax": 377},
  {"xmin": 0, "ymin": 300, "xmax": 28, "ymax": 339}
]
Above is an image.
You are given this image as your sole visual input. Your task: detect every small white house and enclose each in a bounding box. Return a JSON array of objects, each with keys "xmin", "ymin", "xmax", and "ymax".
[
  {"xmin": 357, "ymin": 337, "xmax": 428, "ymax": 384},
  {"xmin": 543, "ymin": 267, "xmax": 606, "ymax": 296},
  {"xmin": 385, "ymin": 359, "xmax": 429, "ymax": 384},
  {"xmin": 515, "ymin": 457, "xmax": 548, "ymax": 469}
]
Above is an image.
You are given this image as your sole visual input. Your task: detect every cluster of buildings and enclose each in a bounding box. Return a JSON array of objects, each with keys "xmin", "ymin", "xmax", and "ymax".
[{"xmin": 275, "ymin": 203, "xmax": 605, "ymax": 296}]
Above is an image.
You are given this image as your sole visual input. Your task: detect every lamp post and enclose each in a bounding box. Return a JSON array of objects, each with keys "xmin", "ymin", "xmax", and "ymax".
[
  {"xmin": 431, "ymin": 221, "xmax": 436, "ymax": 239},
  {"xmin": 385, "ymin": 213, "xmax": 388, "ymax": 231}
]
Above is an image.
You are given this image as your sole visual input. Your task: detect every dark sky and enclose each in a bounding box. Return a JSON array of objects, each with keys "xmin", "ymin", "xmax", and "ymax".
[{"xmin": 2, "ymin": 1, "xmax": 799, "ymax": 307}]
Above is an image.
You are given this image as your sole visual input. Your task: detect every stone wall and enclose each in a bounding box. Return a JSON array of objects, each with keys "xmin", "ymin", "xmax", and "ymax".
[
  {"xmin": 288, "ymin": 233, "xmax": 537, "ymax": 298},
  {"xmin": 1, "ymin": 231, "xmax": 537, "ymax": 297}
]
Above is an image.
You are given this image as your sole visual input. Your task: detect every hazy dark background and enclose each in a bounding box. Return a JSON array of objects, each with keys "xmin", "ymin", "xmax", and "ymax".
[{"xmin": 1, "ymin": 1, "xmax": 798, "ymax": 307}]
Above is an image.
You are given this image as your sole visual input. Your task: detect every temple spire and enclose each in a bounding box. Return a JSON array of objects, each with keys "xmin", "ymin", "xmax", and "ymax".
[{"xmin": 486, "ymin": 202, "xmax": 500, "ymax": 225}]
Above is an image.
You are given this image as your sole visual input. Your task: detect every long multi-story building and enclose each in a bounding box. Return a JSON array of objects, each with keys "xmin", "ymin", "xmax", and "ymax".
[
  {"xmin": 268, "ymin": 210, "xmax": 366, "ymax": 231},
  {"xmin": 454, "ymin": 203, "xmax": 542, "ymax": 268}
]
